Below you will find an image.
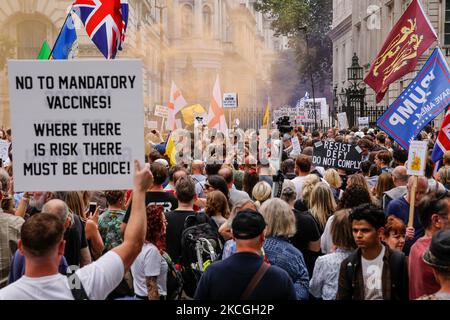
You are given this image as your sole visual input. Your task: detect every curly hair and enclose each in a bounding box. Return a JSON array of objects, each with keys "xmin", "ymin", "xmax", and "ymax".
[
  {"xmin": 145, "ymin": 205, "xmax": 167, "ymax": 253},
  {"xmin": 104, "ymin": 190, "xmax": 125, "ymax": 206},
  {"xmin": 338, "ymin": 185, "xmax": 372, "ymax": 210}
]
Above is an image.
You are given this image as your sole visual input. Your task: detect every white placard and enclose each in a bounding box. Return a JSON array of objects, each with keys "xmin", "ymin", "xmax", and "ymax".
[
  {"xmin": 358, "ymin": 117, "xmax": 369, "ymax": 128},
  {"xmin": 321, "ymin": 103, "xmax": 329, "ymax": 121},
  {"xmin": 8, "ymin": 59, "xmax": 145, "ymax": 192},
  {"xmin": 223, "ymin": 93, "xmax": 238, "ymax": 108},
  {"xmin": 337, "ymin": 112, "xmax": 349, "ymax": 130},
  {"xmin": 291, "ymin": 136, "xmax": 301, "ymax": 155},
  {"xmin": 407, "ymin": 141, "xmax": 428, "ymax": 176},
  {"xmin": 154, "ymin": 104, "xmax": 168, "ymax": 118},
  {"xmin": 0, "ymin": 140, "xmax": 10, "ymax": 162}
]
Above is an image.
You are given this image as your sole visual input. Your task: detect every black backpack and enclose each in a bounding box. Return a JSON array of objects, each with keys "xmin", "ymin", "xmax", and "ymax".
[
  {"xmin": 162, "ymin": 252, "xmax": 184, "ymax": 300},
  {"xmin": 180, "ymin": 214, "xmax": 223, "ymax": 297}
]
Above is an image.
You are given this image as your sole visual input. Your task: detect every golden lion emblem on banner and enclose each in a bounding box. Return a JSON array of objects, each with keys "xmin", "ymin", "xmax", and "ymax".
[{"xmin": 373, "ymin": 19, "xmax": 423, "ymax": 84}]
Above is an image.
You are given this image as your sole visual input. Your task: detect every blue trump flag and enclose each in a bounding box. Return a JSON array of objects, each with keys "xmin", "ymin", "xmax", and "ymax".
[
  {"xmin": 377, "ymin": 48, "xmax": 450, "ymax": 150},
  {"xmin": 51, "ymin": 13, "xmax": 77, "ymax": 60}
]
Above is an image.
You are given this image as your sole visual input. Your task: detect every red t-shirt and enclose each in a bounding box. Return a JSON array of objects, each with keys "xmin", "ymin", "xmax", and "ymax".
[{"xmin": 408, "ymin": 236, "xmax": 440, "ymax": 299}]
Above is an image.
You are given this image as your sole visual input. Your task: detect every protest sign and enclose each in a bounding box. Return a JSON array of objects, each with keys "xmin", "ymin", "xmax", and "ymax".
[
  {"xmin": 358, "ymin": 117, "xmax": 369, "ymax": 129},
  {"xmin": 291, "ymin": 136, "xmax": 301, "ymax": 155},
  {"xmin": 407, "ymin": 140, "xmax": 428, "ymax": 176},
  {"xmin": 223, "ymin": 93, "xmax": 238, "ymax": 108},
  {"xmin": 154, "ymin": 104, "xmax": 168, "ymax": 118},
  {"xmin": 337, "ymin": 112, "xmax": 349, "ymax": 130},
  {"xmin": 0, "ymin": 140, "xmax": 10, "ymax": 162},
  {"xmin": 8, "ymin": 59, "xmax": 144, "ymax": 192},
  {"xmin": 377, "ymin": 48, "xmax": 450, "ymax": 150},
  {"xmin": 312, "ymin": 141, "xmax": 363, "ymax": 171},
  {"xmin": 147, "ymin": 121, "xmax": 158, "ymax": 129}
]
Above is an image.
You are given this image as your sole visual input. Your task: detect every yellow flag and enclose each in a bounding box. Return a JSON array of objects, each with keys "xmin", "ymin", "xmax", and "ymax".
[
  {"xmin": 165, "ymin": 134, "xmax": 176, "ymax": 166},
  {"xmin": 262, "ymin": 101, "xmax": 270, "ymax": 128},
  {"xmin": 181, "ymin": 104, "xmax": 206, "ymax": 126}
]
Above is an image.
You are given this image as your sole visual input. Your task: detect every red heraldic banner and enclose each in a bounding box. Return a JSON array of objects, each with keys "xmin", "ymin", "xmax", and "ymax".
[{"xmin": 364, "ymin": 0, "xmax": 437, "ymax": 103}]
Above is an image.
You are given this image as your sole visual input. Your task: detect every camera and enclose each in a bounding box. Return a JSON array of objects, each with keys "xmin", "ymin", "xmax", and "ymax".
[{"xmin": 276, "ymin": 116, "xmax": 293, "ymax": 135}]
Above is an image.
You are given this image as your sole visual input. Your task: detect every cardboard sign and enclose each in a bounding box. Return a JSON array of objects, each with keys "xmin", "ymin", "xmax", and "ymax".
[
  {"xmin": 223, "ymin": 93, "xmax": 238, "ymax": 108},
  {"xmin": 337, "ymin": 112, "xmax": 349, "ymax": 130},
  {"xmin": 154, "ymin": 104, "xmax": 168, "ymax": 118},
  {"xmin": 8, "ymin": 59, "xmax": 145, "ymax": 192},
  {"xmin": 147, "ymin": 121, "xmax": 158, "ymax": 129},
  {"xmin": 0, "ymin": 140, "xmax": 10, "ymax": 162},
  {"xmin": 407, "ymin": 141, "xmax": 428, "ymax": 176},
  {"xmin": 312, "ymin": 141, "xmax": 363, "ymax": 171}
]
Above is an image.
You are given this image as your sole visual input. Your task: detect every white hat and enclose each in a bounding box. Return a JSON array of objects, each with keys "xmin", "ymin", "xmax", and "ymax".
[{"xmin": 355, "ymin": 131, "xmax": 364, "ymax": 138}]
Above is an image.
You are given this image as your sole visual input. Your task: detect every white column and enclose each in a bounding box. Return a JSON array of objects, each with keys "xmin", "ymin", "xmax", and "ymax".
[
  {"xmin": 194, "ymin": 0, "xmax": 202, "ymax": 37},
  {"xmin": 214, "ymin": 0, "xmax": 220, "ymax": 39}
]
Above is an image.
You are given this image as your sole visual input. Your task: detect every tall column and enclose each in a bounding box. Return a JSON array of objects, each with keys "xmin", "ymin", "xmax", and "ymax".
[
  {"xmin": 173, "ymin": 0, "xmax": 180, "ymax": 38},
  {"xmin": 214, "ymin": 0, "xmax": 220, "ymax": 39},
  {"xmin": 194, "ymin": 0, "xmax": 202, "ymax": 37}
]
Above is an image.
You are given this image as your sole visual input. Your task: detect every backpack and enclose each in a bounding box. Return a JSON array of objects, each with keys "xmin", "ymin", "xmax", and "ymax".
[
  {"xmin": 180, "ymin": 214, "xmax": 224, "ymax": 297},
  {"xmin": 162, "ymin": 252, "xmax": 184, "ymax": 300}
]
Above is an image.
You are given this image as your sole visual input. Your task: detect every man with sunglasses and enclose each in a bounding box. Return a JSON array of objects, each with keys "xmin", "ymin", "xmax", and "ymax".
[{"xmin": 409, "ymin": 190, "xmax": 450, "ymax": 299}]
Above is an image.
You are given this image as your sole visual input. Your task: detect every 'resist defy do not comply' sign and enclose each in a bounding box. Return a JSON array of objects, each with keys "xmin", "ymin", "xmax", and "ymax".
[
  {"xmin": 8, "ymin": 59, "xmax": 145, "ymax": 192},
  {"xmin": 312, "ymin": 141, "xmax": 363, "ymax": 171}
]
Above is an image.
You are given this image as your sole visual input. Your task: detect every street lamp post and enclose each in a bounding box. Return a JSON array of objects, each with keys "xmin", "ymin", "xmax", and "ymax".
[{"xmin": 339, "ymin": 53, "xmax": 366, "ymax": 128}]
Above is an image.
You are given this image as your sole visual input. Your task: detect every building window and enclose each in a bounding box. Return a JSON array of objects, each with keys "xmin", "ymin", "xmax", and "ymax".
[
  {"xmin": 17, "ymin": 20, "xmax": 47, "ymax": 59},
  {"xmin": 203, "ymin": 5, "xmax": 212, "ymax": 37},
  {"xmin": 445, "ymin": 0, "xmax": 450, "ymax": 45},
  {"xmin": 181, "ymin": 4, "xmax": 193, "ymax": 37}
]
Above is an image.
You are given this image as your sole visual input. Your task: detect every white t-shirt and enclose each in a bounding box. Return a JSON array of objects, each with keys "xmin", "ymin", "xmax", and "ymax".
[
  {"xmin": 0, "ymin": 251, "xmax": 124, "ymax": 300},
  {"xmin": 131, "ymin": 243, "xmax": 168, "ymax": 297},
  {"xmin": 361, "ymin": 246, "xmax": 385, "ymax": 300}
]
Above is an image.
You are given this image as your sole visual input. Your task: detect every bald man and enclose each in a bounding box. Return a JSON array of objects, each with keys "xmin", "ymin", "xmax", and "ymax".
[
  {"xmin": 8, "ymin": 199, "xmax": 71, "ymax": 284},
  {"xmin": 386, "ymin": 176, "xmax": 428, "ymax": 255},
  {"xmin": 219, "ymin": 167, "xmax": 250, "ymax": 206},
  {"xmin": 382, "ymin": 166, "xmax": 408, "ymax": 211}
]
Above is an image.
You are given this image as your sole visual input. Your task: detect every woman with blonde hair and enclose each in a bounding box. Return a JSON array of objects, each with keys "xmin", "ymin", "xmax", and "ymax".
[
  {"xmin": 324, "ymin": 169, "xmax": 343, "ymax": 201},
  {"xmin": 309, "ymin": 182, "xmax": 336, "ymax": 234},
  {"xmin": 252, "ymin": 181, "xmax": 272, "ymax": 209},
  {"xmin": 260, "ymin": 199, "xmax": 309, "ymax": 300},
  {"xmin": 346, "ymin": 173, "xmax": 375, "ymax": 203},
  {"xmin": 296, "ymin": 174, "xmax": 321, "ymax": 212},
  {"xmin": 205, "ymin": 190, "xmax": 230, "ymax": 229},
  {"xmin": 437, "ymin": 166, "xmax": 450, "ymax": 190}
]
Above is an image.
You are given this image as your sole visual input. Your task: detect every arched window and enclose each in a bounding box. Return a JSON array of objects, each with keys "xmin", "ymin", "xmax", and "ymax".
[
  {"xmin": 203, "ymin": 5, "xmax": 212, "ymax": 37},
  {"xmin": 181, "ymin": 4, "xmax": 193, "ymax": 37},
  {"xmin": 17, "ymin": 20, "xmax": 47, "ymax": 59}
]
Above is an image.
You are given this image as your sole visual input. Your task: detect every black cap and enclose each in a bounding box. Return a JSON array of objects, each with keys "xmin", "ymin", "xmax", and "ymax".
[
  {"xmin": 423, "ymin": 229, "xmax": 450, "ymax": 271},
  {"xmin": 232, "ymin": 209, "xmax": 266, "ymax": 240}
]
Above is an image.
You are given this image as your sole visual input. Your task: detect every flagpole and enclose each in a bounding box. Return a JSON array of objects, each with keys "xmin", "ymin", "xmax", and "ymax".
[{"xmin": 49, "ymin": 11, "xmax": 72, "ymax": 59}]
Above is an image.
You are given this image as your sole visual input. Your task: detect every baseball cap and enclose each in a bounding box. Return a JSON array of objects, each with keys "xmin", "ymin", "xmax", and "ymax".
[
  {"xmin": 423, "ymin": 229, "xmax": 450, "ymax": 271},
  {"xmin": 154, "ymin": 158, "xmax": 169, "ymax": 168},
  {"xmin": 232, "ymin": 209, "xmax": 267, "ymax": 240}
]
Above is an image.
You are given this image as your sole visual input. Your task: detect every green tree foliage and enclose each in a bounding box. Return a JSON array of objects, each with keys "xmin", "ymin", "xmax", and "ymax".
[
  {"xmin": 0, "ymin": 34, "xmax": 16, "ymax": 71},
  {"xmin": 255, "ymin": 0, "xmax": 332, "ymax": 93}
]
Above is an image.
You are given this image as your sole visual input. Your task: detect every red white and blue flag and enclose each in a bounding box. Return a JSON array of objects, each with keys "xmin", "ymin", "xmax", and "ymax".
[
  {"xmin": 72, "ymin": 0, "xmax": 128, "ymax": 59},
  {"xmin": 431, "ymin": 109, "xmax": 450, "ymax": 174}
]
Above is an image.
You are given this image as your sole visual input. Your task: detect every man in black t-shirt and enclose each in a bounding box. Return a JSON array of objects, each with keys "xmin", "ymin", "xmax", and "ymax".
[
  {"xmin": 121, "ymin": 162, "xmax": 178, "ymax": 227},
  {"xmin": 165, "ymin": 176, "xmax": 198, "ymax": 264}
]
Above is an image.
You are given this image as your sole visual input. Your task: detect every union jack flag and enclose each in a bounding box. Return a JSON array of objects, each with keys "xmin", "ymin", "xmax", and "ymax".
[{"xmin": 72, "ymin": 0, "xmax": 128, "ymax": 59}]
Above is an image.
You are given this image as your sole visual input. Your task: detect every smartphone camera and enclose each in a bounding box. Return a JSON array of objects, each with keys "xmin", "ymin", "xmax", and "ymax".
[{"xmin": 89, "ymin": 202, "xmax": 97, "ymax": 214}]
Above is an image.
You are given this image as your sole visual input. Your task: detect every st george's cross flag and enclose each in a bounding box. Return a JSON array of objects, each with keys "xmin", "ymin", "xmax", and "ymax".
[
  {"xmin": 72, "ymin": 0, "xmax": 128, "ymax": 59},
  {"xmin": 166, "ymin": 81, "xmax": 188, "ymax": 131},
  {"xmin": 207, "ymin": 75, "xmax": 228, "ymax": 132}
]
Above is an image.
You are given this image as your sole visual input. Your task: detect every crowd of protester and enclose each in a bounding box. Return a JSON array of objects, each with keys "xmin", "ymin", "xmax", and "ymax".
[{"xmin": 1, "ymin": 125, "xmax": 450, "ymax": 300}]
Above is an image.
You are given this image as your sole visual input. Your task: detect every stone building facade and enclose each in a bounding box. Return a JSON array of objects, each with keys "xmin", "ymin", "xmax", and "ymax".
[
  {"xmin": 0, "ymin": 0, "xmax": 283, "ymax": 130},
  {"xmin": 329, "ymin": 0, "xmax": 449, "ymax": 118}
]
